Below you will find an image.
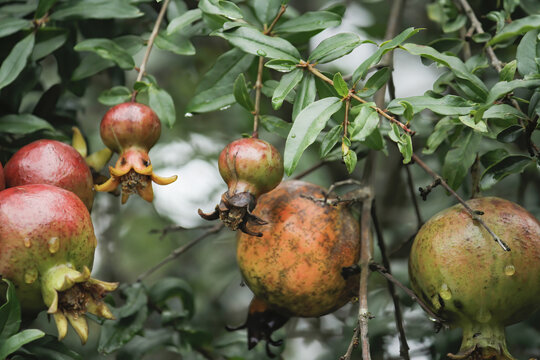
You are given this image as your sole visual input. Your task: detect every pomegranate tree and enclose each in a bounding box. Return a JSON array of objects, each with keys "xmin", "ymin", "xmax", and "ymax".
[
  {"xmin": 409, "ymin": 197, "xmax": 540, "ymax": 359},
  {"xmin": 95, "ymin": 102, "xmax": 177, "ymax": 204},
  {"xmin": 199, "ymin": 138, "xmax": 283, "ymax": 235},
  {"xmin": 0, "ymin": 184, "xmax": 118, "ymax": 344},
  {"xmin": 4, "ymin": 139, "xmax": 94, "ymax": 211}
]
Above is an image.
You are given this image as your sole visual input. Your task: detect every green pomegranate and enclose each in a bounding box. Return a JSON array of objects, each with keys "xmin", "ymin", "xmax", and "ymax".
[{"xmin": 409, "ymin": 197, "xmax": 540, "ymax": 359}]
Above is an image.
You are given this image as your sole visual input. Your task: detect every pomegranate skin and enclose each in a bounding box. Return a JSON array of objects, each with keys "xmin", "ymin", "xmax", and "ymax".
[
  {"xmin": 237, "ymin": 180, "xmax": 360, "ymax": 317},
  {"xmin": 218, "ymin": 138, "xmax": 284, "ymax": 198},
  {"xmin": 409, "ymin": 197, "xmax": 540, "ymax": 359},
  {"xmin": 4, "ymin": 139, "xmax": 94, "ymax": 211},
  {"xmin": 0, "ymin": 161, "xmax": 4, "ymax": 190},
  {"xmin": 100, "ymin": 102, "xmax": 160, "ymax": 152}
]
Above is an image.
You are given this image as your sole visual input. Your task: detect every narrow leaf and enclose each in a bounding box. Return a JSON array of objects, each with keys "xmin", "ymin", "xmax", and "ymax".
[
  {"xmin": 275, "ymin": 11, "xmax": 341, "ymax": 34},
  {"xmin": 233, "ymin": 73, "xmax": 254, "ymax": 111},
  {"xmin": 387, "ymin": 95, "xmax": 474, "ymax": 116},
  {"xmin": 0, "ymin": 329, "xmax": 45, "ymax": 359},
  {"xmin": 36, "ymin": 0, "xmax": 58, "ymax": 18},
  {"xmin": 0, "ymin": 33, "xmax": 35, "ymax": 91},
  {"xmin": 167, "ymin": 9, "xmax": 202, "ymax": 35},
  {"xmin": 155, "ymin": 32, "xmax": 195, "ymax": 56},
  {"xmin": 0, "ymin": 18, "xmax": 31, "ymax": 38},
  {"xmin": 516, "ymin": 29, "xmax": 538, "ymax": 76},
  {"xmin": 148, "ymin": 86, "xmax": 176, "ymax": 128},
  {"xmin": 499, "ymin": 60, "xmax": 517, "ymax": 82},
  {"xmin": 0, "ymin": 114, "xmax": 54, "ymax": 134},
  {"xmin": 74, "ymin": 38, "xmax": 134, "ymax": 69},
  {"xmin": 272, "ymin": 68, "xmax": 303, "ymax": 110},
  {"xmin": 442, "ymin": 130, "xmax": 481, "ymax": 190},
  {"xmin": 265, "ymin": 59, "xmax": 298, "ymax": 73},
  {"xmin": 292, "ymin": 74, "xmax": 316, "ymax": 121},
  {"xmin": 320, "ymin": 125, "xmax": 342, "ymax": 157},
  {"xmin": 260, "ymin": 115, "xmax": 291, "ymax": 138},
  {"xmin": 50, "ymin": 0, "xmax": 143, "ymax": 20},
  {"xmin": 252, "ymin": 0, "xmax": 281, "ymax": 25},
  {"xmin": 199, "ymin": 0, "xmax": 243, "ymax": 19},
  {"xmin": 496, "ymin": 125, "xmax": 524, "ymax": 143},
  {"xmin": 489, "ymin": 14, "xmax": 540, "ymax": 45},
  {"xmin": 350, "ymin": 105, "xmax": 379, "ymax": 141},
  {"xmin": 332, "ymin": 72, "xmax": 348, "ymax": 97},
  {"xmin": 309, "ymin": 32, "xmax": 363, "ymax": 64},
  {"xmin": 485, "ymin": 78, "xmax": 540, "ymax": 104},
  {"xmin": 480, "ymin": 155, "xmax": 532, "ymax": 190},
  {"xmin": 98, "ymin": 86, "xmax": 132, "ymax": 106}
]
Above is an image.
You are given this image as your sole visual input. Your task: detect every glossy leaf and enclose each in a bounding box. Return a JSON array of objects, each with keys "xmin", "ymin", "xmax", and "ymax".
[
  {"xmin": 496, "ymin": 125, "xmax": 524, "ymax": 143},
  {"xmin": 214, "ymin": 26, "xmax": 301, "ymax": 61},
  {"xmin": 480, "ymin": 155, "xmax": 532, "ymax": 190},
  {"xmin": 350, "ymin": 104, "xmax": 379, "ymax": 142},
  {"xmin": 31, "ymin": 28, "xmax": 68, "ymax": 61},
  {"xmin": 516, "ymin": 29, "xmax": 538, "ymax": 76},
  {"xmin": 292, "ymin": 73, "xmax": 316, "ymax": 121},
  {"xmin": 233, "ymin": 73, "xmax": 254, "ymax": 111},
  {"xmin": 199, "ymin": 0, "xmax": 243, "ymax": 19},
  {"xmin": 264, "ymin": 59, "xmax": 298, "ymax": 72},
  {"xmin": 356, "ymin": 67, "xmax": 390, "ymax": 97},
  {"xmin": 0, "ymin": 18, "xmax": 31, "ymax": 38},
  {"xmin": 388, "ymin": 95, "xmax": 474, "ymax": 116},
  {"xmin": 252, "ymin": 0, "xmax": 281, "ymax": 25},
  {"xmin": 0, "ymin": 329, "xmax": 45, "ymax": 360},
  {"xmin": 442, "ymin": 130, "xmax": 482, "ymax": 190},
  {"xmin": 458, "ymin": 115, "xmax": 487, "ymax": 133},
  {"xmin": 155, "ymin": 32, "xmax": 195, "ymax": 56},
  {"xmin": 332, "ymin": 72, "xmax": 348, "ymax": 97},
  {"xmin": 0, "ymin": 114, "xmax": 54, "ymax": 134},
  {"xmin": 148, "ymin": 86, "xmax": 177, "ymax": 128},
  {"xmin": 272, "ymin": 68, "xmax": 303, "ymax": 110},
  {"xmin": 499, "ymin": 60, "xmax": 517, "ymax": 82},
  {"xmin": 485, "ymin": 78, "xmax": 540, "ymax": 104},
  {"xmin": 343, "ymin": 148, "xmax": 357, "ymax": 173},
  {"xmin": 482, "ymin": 104, "xmax": 526, "ymax": 121},
  {"xmin": 74, "ymin": 38, "xmax": 134, "ymax": 69},
  {"xmin": 284, "ymin": 97, "xmax": 343, "ymax": 175},
  {"xmin": 481, "ymin": 148, "xmax": 509, "ymax": 168},
  {"xmin": 50, "ymin": 0, "xmax": 143, "ymax": 20},
  {"xmin": 0, "ymin": 279, "xmax": 20, "ymax": 340},
  {"xmin": 260, "ymin": 115, "xmax": 292, "ymax": 138},
  {"xmin": 15, "ymin": 335, "xmax": 83, "ymax": 360},
  {"xmin": 274, "ymin": 10, "xmax": 341, "ymax": 33},
  {"xmin": 320, "ymin": 125, "xmax": 342, "ymax": 157},
  {"xmin": 398, "ymin": 133, "xmax": 413, "ymax": 164},
  {"xmin": 0, "ymin": 33, "xmax": 35, "ymax": 92},
  {"xmin": 309, "ymin": 32, "xmax": 363, "ymax": 64},
  {"xmin": 167, "ymin": 9, "xmax": 203, "ymax": 35},
  {"xmin": 35, "ymin": 0, "xmax": 58, "ymax": 18},
  {"xmin": 423, "ymin": 117, "xmax": 456, "ymax": 154},
  {"xmin": 98, "ymin": 86, "xmax": 132, "ymax": 106},
  {"xmin": 489, "ymin": 14, "xmax": 540, "ymax": 45},
  {"xmin": 352, "ymin": 27, "xmax": 420, "ymax": 82}
]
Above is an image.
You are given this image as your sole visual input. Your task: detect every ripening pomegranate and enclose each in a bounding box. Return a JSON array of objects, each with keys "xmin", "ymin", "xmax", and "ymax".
[
  {"xmin": 0, "ymin": 184, "xmax": 118, "ymax": 344},
  {"xmin": 199, "ymin": 138, "xmax": 283, "ymax": 236},
  {"xmin": 4, "ymin": 139, "xmax": 94, "ymax": 211},
  {"xmin": 95, "ymin": 102, "xmax": 177, "ymax": 204},
  {"xmin": 0, "ymin": 161, "xmax": 5, "ymax": 191},
  {"xmin": 237, "ymin": 180, "xmax": 360, "ymax": 316},
  {"xmin": 409, "ymin": 197, "xmax": 540, "ymax": 359}
]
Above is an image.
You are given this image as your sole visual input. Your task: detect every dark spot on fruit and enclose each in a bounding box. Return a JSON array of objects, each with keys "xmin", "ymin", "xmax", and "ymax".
[
  {"xmin": 453, "ymin": 300, "xmax": 463, "ymax": 309},
  {"xmin": 120, "ymin": 157, "xmax": 126, "ymax": 166}
]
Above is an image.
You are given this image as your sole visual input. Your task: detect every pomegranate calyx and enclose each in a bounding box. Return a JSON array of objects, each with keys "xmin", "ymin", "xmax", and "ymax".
[
  {"xmin": 198, "ymin": 191, "xmax": 267, "ymax": 236},
  {"xmin": 41, "ymin": 264, "xmax": 118, "ymax": 344}
]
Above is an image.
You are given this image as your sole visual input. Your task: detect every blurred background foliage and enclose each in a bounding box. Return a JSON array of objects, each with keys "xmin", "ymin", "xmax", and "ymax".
[{"xmin": 0, "ymin": 0, "xmax": 539, "ymax": 359}]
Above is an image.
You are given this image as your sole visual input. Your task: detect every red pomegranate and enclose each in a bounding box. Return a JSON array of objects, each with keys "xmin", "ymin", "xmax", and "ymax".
[
  {"xmin": 4, "ymin": 139, "xmax": 94, "ymax": 211},
  {"xmin": 94, "ymin": 102, "xmax": 177, "ymax": 204},
  {"xmin": 0, "ymin": 161, "xmax": 5, "ymax": 191},
  {"xmin": 0, "ymin": 184, "xmax": 118, "ymax": 344},
  {"xmin": 409, "ymin": 197, "xmax": 540, "ymax": 359},
  {"xmin": 237, "ymin": 180, "xmax": 360, "ymax": 317},
  {"xmin": 199, "ymin": 138, "xmax": 283, "ymax": 235}
]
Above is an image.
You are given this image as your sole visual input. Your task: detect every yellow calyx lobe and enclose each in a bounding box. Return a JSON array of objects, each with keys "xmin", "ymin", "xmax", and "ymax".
[
  {"xmin": 94, "ymin": 147, "xmax": 177, "ymax": 204},
  {"xmin": 41, "ymin": 265, "xmax": 118, "ymax": 344}
]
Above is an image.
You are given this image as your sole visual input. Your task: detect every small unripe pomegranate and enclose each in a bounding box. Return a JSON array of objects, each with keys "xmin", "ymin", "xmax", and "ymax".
[
  {"xmin": 0, "ymin": 161, "xmax": 5, "ymax": 191},
  {"xmin": 4, "ymin": 139, "xmax": 94, "ymax": 211},
  {"xmin": 237, "ymin": 180, "xmax": 360, "ymax": 317},
  {"xmin": 409, "ymin": 197, "xmax": 540, "ymax": 359},
  {"xmin": 94, "ymin": 102, "xmax": 177, "ymax": 204},
  {"xmin": 0, "ymin": 184, "xmax": 118, "ymax": 344},
  {"xmin": 227, "ymin": 296, "xmax": 288, "ymax": 358},
  {"xmin": 199, "ymin": 138, "xmax": 284, "ymax": 235}
]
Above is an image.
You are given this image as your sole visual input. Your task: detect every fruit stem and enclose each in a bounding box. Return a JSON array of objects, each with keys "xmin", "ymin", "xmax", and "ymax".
[{"xmin": 451, "ymin": 322, "xmax": 514, "ymax": 360}]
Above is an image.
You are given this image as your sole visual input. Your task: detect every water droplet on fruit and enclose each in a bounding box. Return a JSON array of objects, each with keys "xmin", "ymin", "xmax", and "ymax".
[
  {"xmin": 23, "ymin": 237, "xmax": 31, "ymax": 248},
  {"xmin": 184, "ymin": 112, "xmax": 193, "ymax": 118},
  {"xmin": 504, "ymin": 264, "xmax": 515, "ymax": 276},
  {"xmin": 24, "ymin": 268, "xmax": 38, "ymax": 284},
  {"xmin": 48, "ymin": 237, "xmax": 60, "ymax": 254},
  {"xmin": 439, "ymin": 283, "xmax": 452, "ymax": 300},
  {"xmin": 476, "ymin": 308, "xmax": 492, "ymax": 323}
]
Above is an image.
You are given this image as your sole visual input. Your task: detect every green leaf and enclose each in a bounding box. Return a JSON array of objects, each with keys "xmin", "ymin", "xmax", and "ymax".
[
  {"xmin": 148, "ymin": 86, "xmax": 176, "ymax": 128},
  {"xmin": 148, "ymin": 277, "xmax": 194, "ymax": 319},
  {"xmin": 489, "ymin": 14, "xmax": 540, "ymax": 45},
  {"xmin": 274, "ymin": 10, "xmax": 341, "ymax": 34},
  {"xmin": 35, "ymin": 0, "xmax": 58, "ymax": 18},
  {"xmin": 343, "ymin": 148, "xmax": 357, "ymax": 173},
  {"xmin": 458, "ymin": 115, "xmax": 487, "ymax": 132},
  {"xmin": 517, "ymin": 30, "xmax": 539, "ymax": 77},
  {"xmin": 262, "ymin": 79, "xmax": 295, "ymax": 103},
  {"xmin": 260, "ymin": 115, "xmax": 291, "ymax": 138},
  {"xmin": 16, "ymin": 335, "xmax": 83, "ymax": 360},
  {"xmin": 481, "ymin": 148, "xmax": 509, "ymax": 168},
  {"xmin": 167, "ymin": 9, "xmax": 202, "ymax": 35},
  {"xmin": 0, "ymin": 114, "xmax": 54, "ymax": 134},
  {"xmin": 442, "ymin": 130, "xmax": 482, "ymax": 190},
  {"xmin": 233, "ymin": 73, "xmax": 254, "ymax": 111},
  {"xmin": 292, "ymin": 73, "xmax": 316, "ymax": 121},
  {"xmin": 320, "ymin": 125, "xmax": 342, "ymax": 157},
  {"xmin": 0, "ymin": 18, "xmax": 31, "ymax": 38},
  {"xmin": 471, "ymin": 32, "xmax": 492, "ymax": 43},
  {"xmin": 31, "ymin": 28, "xmax": 68, "ymax": 61},
  {"xmin": 423, "ymin": 117, "xmax": 456, "ymax": 154},
  {"xmin": 387, "ymin": 95, "xmax": 474, "ymax": 116},
  {"xmin": 483, "ymin": 104, "xmax": 526, "ymax": 121},
  {"xmin": 50, "ymin": 0, "xmax": 143, "ymax": 20},
  {"xmin": 499, "ymin": 60, "xmax": 517, "ymax": 82},
  {"xmin": 485, "ymin": 78, "xmax": 540, "ymax": 104},
  {"xmin": 199, "ymin": 0, "xmax": 243, "ymax": 20},
  {"xmin": 284, "ymin": 97, "xmax": 343, "ymax": 175},
  {"xmin": 0, "ymin": 329, "xmax": 45, "ymax": 359},
  {"xmin": 0, "ymin": 279, "xmax": 21, "ymax": 340},
  {"xmin": 398, "ymin": 133, "xmax": 413, "ymax": 164},
  {"xmin": 74, "ymin": 38, "xmax": 134, "ymax": 69},
  {"xmin": 214, "ymin": 26, "xmax": 301, "ymax": 61},
  {"xmin": 252, "ymin": 0, "xmax": 281, "ymax": 25},
  {"xmin": 155, "ymin": 32, "xmax": 195, "ymax": 56},
  {"xmin": 363, "ymin": 128, "xmax": 386, "ymax": 151},
  {"xmin": 496, "ymin": 124, "xmax": 524, "ymax": 143},
  {"xmin": 356, "ymin": 67, "xmax": 390, "ymax": 97},
  {"xmin": 400, "ymin": 100, "xmax": 414, "ymax": 122},
  {"xmin": 272, "ymin": 68, "xmax": 303, "ymax": 110},
  {"xmin": 264, "ymin": 59, "xmax": 298, "ymax": 72},
  {"xmin": 332, "ymin": 72, "xmax": 348, "ymax": 97},
  {"xmin": 98, "ymin": 86, "xmax": 132, "ymax": 106},
  {"xmin": 352, "ymin": 27, "xmax": 421, "ymax": 82},
  {"xmin": 0, "ymin": 33, "xmax": 35, "ymax": 92},
  {"xmin": 350, "ymin": 104, "xmax": 379, "ymax": 141},
  {"xmin": 309, "ymin": 32, "xmax": 363, "ymax": 64},
  {"xmin": 480, "ymin": 155, "xmax": 532, "ymax": 190},
  {"xmin": 442, "ymin": 14, "xmax": 466, "ymax": 33},
  {"xmin": 186, "ymin": 48, "xmax": 254, "ymax": 113},
  {"xmin": 401, "ymin": 43, "xmax": 488, "ymax": 100}
]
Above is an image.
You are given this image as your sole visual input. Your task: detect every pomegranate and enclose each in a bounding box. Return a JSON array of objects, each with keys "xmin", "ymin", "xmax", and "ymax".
[
  {"xmin": 199, "ymin": 138, "xmax": 284, "ymax": 235},
  {"xmin": 4, "ymin": 139, "xmax": 94, "ymax": 211},
  {"xmin": 409, "ymin": 197, "xmax": 540, "ymax": 359},
  {"xmin": 227, "ymin": 296, "xmax": 288, "ymax": 357},
  {"xmin": 237, "ymin": 180, "xmax": 360, "ymax": 317},
  {"xmin": 94, "ymin": 102, "xmax": 177, "ymax": 204},
  {"xmin": 0, "ymin": 184, "xmax": 118, "ymax": 344},
  {"xmin": 0, "ymin": 161, "xmax": 5, "ymax": 191}
]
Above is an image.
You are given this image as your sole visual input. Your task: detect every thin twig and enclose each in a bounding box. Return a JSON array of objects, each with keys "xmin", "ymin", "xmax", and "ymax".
[
  {"xmin": 136, "ymin": 223, "xmax": 224, "ymax": 282},
  {"xmin": 131, "ymin": 0, "xmax": 171, "ymax": 102},
  {"xmin": 149, "ymin": 224, "xmax": 216, "ymax": 240},
  {"xmin": 371, "ymin": 202, "xmax": 410, "ymax": 360},
  {"xmin": 411, "ymin": 154, "xmax": 510, "ymax": 251},
  {"xmin": 292, "ymin": 161, "xmax": 326, "ymax": 180}
]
